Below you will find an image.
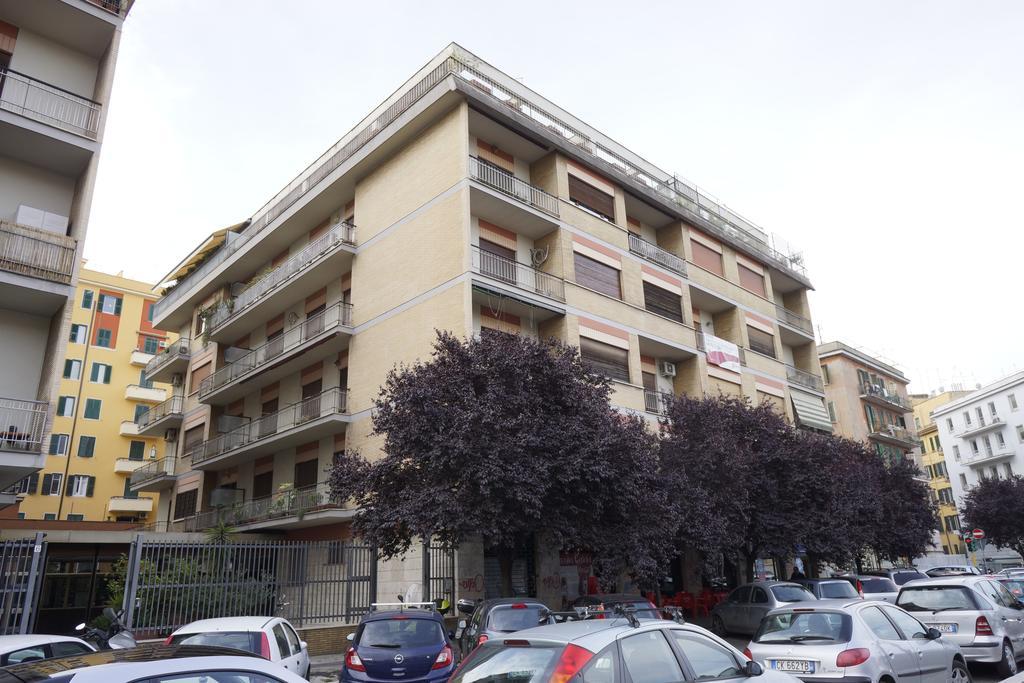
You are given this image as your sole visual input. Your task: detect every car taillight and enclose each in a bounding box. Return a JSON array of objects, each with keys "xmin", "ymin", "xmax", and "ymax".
[
  {"xmin": 856, "ymin": 580, "xmax": 864, "ymax": 597},
  {"xmin": 432, "ymin": 644, "xmax": 454, "ymax": 670},
  {"xmin": 550, "ymin": 644, "xmax": 594, "ymax": 683},
  {"xmin": 836, "ymin": 648, "xmax": 870, "ymax": 667},
  {"xmin": 163, "ymin": 635, "xmax": 173, "ymax": 646},
  {"xmin": 477, "ymin": 634, "xmax": 489, "ymax": 646},
  {"xmin": 511, "ymin": 603, "xmax": 527, "ymax": 609},
  {"xmin": 260, "ymin": 632, "xmax": 272, "ymax": 659},
  {"xmin": 345, "ymin": 647, "xmax": 366, "ymax": 672},
  {"xmin": 976, "ymin": 616, "xmax": 994, "ymax": 636},
  {"xmin": 742, "ymin": 648, "xmax": 752, "ymax": 660}
]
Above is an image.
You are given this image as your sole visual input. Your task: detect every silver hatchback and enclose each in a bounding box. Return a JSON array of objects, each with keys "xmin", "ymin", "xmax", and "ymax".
[{"xmin": 713, "ymin": 582, "xmax": 818, "ymax": 636}]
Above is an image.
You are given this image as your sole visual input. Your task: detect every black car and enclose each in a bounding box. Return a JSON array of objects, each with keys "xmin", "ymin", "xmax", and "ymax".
[
  {"xmin": 791, "ymin": 577, "xmax": 862, "ymax": 600},
  {"xmin": 454, "ymin": 598, "xmax": 553, "ymax": 659},
  {"xmin": 571, "ymin": 593, "xmax": 662, "ymax": 620}
]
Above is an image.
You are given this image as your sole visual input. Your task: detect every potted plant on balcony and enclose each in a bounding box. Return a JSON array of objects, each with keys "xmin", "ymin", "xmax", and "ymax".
[{"xmin": 270, "ymin": 482, "xmax": 296, "ymax": 516}]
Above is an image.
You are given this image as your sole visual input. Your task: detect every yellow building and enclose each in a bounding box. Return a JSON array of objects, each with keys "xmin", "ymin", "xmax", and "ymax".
[
  {"xmin": 13, "ymin": 268, "xmax": 174, "ymax": 523},
  {"xmin": 912, "ymin": 390, "xmax": 971, "ymax": 556}
]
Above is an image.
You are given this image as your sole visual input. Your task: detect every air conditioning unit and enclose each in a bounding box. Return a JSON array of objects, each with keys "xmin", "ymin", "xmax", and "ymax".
[
  {"xmin": 164, "ymin": 428, "xmax": 178, "ymax": 442},
  {"xmin": 158, "ymin": 340, "xmax": 170, "ymax": 350},
  {"xmin": 660, "ymin": 361, "xmax": 677, "ymax": 378}
]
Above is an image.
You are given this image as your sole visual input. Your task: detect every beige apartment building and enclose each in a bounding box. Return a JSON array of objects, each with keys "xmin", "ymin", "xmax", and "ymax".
[
  {"xmin": 819, "ymin": 341, "xmax": 919, "ymax": 463},
  {"xmin": 142, "ymin": 44, "xmax": 829, "ymax": 600},
  {"xmin": 0, "ymin": 0, "xmax": 132, "ymax": 502}
]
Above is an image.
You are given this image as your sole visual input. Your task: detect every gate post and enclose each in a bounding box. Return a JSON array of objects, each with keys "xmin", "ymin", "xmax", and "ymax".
[
  {"xmin": 122, "ymin": 534, "xmax": 144, "ymax": 629},
  {"xmin": 20, "ymin": 533, "xmax": 46, "ymax": 634},
  {"xmin": 422, "ymin": 539, "xmax": 431, "ymax": 602},
  {"xmin": 369, "ymin": 545, "xmax": 378, "ymax": 606}
]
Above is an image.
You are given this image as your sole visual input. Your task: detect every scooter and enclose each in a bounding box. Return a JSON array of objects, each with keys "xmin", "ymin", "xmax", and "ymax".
[{"xmin": 76, "ymin": 607, "xmax": 137, "ymax": 650}]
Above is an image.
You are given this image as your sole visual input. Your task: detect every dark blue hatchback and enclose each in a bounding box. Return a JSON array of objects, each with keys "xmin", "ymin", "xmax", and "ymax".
[{"xmin": 342, "ymin": 604, "xmax": 456, "ymax": 683}]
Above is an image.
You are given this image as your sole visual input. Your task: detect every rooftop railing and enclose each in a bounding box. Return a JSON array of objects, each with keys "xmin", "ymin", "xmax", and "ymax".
[
  {"xmin": 786, "ymin": 365, "xmax": 824, "ymax": 392},
  {"xmin": 144, "ymin": 338, "xmax": 191, "ymax": 379},
  {"xmin": 0, "ymin": 220, "xmax": 77, "ymax": 285},
  {"xmin": 129, "ymin": 457, "xmax": 175, "ymax": 488},
  {"xmin": 471, "ymin": 244, "xmax": 565, "ymax": 301},
  {"xmin": 468, "ymin": 156, "xmax": 559, "ymax": 216},
  {"xmin": 628, "ymin": 233, "xmax": 687, "ymax": 277},
  {"xmin": 0, "ymin": 68, "xmax": 101, "ymax": 139},
  {"xmin": 180, "ymin": 482, "xmax": 346, "ymax": 532},
  {"xmin": 0, "ymin": 398, "xmax": 48, "ymax": 453},
  {"xmin": 135, "ymin": 395, "xmax": 184, "ymax": 429},
  {"xmin": 775, "ymin": 304, "xmax": 813, "ymax": 335}
]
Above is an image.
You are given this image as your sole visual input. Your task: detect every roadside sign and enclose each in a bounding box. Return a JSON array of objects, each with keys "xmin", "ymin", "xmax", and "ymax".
[{"xmin": 973, "ymin": 529, "xmax": 985, "ymax": 540}]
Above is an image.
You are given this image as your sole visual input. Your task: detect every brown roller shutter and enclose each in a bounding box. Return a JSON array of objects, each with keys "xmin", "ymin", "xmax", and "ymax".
[
  {"xmin": 568, "ymin": 175, "xmax": 615, "ymax": 221},
  {"xmin": 574, "ymin": 252, "xmax": 621, "ymax": 299},
  {"xmin": 643, "ymin": 281, "xmax": 684, "ymax": 323}
]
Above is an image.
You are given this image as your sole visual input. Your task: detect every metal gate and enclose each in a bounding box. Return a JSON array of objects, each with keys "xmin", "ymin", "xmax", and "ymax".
[
  {"xmin": 122, "ymin": 536, "xmax": 377, "ymax": 636},
  {"xmin": 0, "ymin": 533, "xmax": 47, "ymax": 635},
  {"xmin": 422, "ymin": 541, "xmax": 455, "ymax": 604}
]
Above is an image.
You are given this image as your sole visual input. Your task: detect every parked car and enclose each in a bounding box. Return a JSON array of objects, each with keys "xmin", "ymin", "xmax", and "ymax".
[
  {"xmin": 862, "ymin": 568, "xmax": 930, "ymax": 586},
  {"xmin": 855, "ymin": 576, "xmax": 900, "ymax": 603},
  {"xmin": 0, "ymin": 643, "xmax": 308, "ymax": 683},
  {"xmin": 0, "ymin": 635, "xmax": 94, "ymax": 666},
  {"xmin": 572, "ymin": 593, "xmax": 662, "ymax": 620},
  {"xmin": 167, "ymin": 616, "xmax": 310, "ymax": 679},
  {"xmin": 896, "ymin": 575, "xmax": 1024, "ymax": 676},
  {"xmin": 747, "ymin": 599, "xmax": 969, "ymax": 683},
  {"xmin": 793, "ymin": 578, "xmax": 862, "ymax": 600},
  {"xmin": 711, "ymin": 581, "xmax": 817, "ymax": 636},
  {"xmin": 925, "ymin": 565, "xmax": 982, "ymax": 577},
  {"xmin": 454, "ymin": 598, "xmax": 554, "ymax": 658},
  {"xmin": 449, "ymin": 611, "xmax": 800, "ymax": 683},
  {"xmin": 342, "ymin": 603, "xmax": 456, "ymax": 683}
]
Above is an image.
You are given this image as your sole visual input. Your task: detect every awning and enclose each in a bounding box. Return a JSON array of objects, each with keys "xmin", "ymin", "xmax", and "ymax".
[
  {"xmin": 791, "ymin": 389, "xmax": 833, "ymax": 433},
  {"xmin": 155, "ymin": 220, "xmax": 248, "ymax": 289}
]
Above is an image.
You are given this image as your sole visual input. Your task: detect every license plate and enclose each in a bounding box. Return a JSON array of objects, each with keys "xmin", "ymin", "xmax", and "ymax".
[
  {"xmin": 931, "ymin": 623, "xmax": 958, "ymax": 633},
  {"xmin": 772, "ymin": 660, "xmax": 815, "ymax": 674}
]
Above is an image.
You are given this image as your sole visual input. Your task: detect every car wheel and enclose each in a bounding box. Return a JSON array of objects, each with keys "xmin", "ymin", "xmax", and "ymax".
[
  {"xmin": 997, "ymin": 641, "xmax": 1017, "ymax": 678},
  {"xmin": 950, "ymin": 659, "xmax": 971, "ymax": 683},
  {"xmin": 712, "ymin": 615, "xmax": 727, "ymax": 636}
]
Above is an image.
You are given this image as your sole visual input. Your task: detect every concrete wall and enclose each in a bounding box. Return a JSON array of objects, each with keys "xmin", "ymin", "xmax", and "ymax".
[
  {"xmin": 0, "ymin": 157, "xmax": 75, "ymax": 229},
  {"xmin": 8, "ymin": 29, "xmax": 99, "ymax": 100},
  {"xmin": 0, "ymin": 308, "xmax": 50, "ymax": 398}
]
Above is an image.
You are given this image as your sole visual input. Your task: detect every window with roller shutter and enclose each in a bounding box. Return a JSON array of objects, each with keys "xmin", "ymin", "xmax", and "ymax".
[
  {"xmin": 580, "ymin": 337, "xmax": 630, "ymax": 382},
  {"xmin": 174, "ymin": 489, "xmax": 198, "ymax": 520},
  {"xmin": 643, "ymin": 282, "xmax": 684, "ymax": 323},
  {"xmin": 568, "ymin": 175, "xmax": 615, "ymax": 221},
  {"xmin": 691, "ymin": 240, "xmax": 724, "ymax": 277},
  {"xmin": 574, "ymin": 253, "xmax": 621, "ymax": 299},
  {"xmin": 747, "ymin": 326, "xmax": 776, "ymax": 358}
]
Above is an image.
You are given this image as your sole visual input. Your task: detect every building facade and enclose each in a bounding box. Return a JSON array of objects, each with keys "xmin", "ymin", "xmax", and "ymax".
[
  {"xmin": 818, "ymin": 341, "xmax": 919, "ymax": 463},
  {"xmin": 144, "ymin": 44, "xmax": 828, "ymax": 602},
  {"xmin": 934, "ymin": 371, "xmax": 1024, "ymax": 568},
  {"xmin": 10, "ymin": 268, "xmax": 173, "ymax": 522},
  {"xmin": 0, "ymin": 0, "xmax": 132, "ymax": 500}
]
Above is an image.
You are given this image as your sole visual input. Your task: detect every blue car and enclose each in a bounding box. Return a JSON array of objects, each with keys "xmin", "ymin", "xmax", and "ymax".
[{"xmin": 342, "ymin": 603, "xmax": 456, "ymax": 683}]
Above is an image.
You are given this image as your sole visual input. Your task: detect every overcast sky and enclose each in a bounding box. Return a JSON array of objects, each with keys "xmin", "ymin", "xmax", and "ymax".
[{"xmin": 86, "ymin": 0, "xmax": 1024, "ymax": 394}]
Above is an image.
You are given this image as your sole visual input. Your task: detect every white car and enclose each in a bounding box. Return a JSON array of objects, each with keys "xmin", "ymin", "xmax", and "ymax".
[
  {"xmin": 0, "ymin": 634, "xmax": 95, "ymax": 666},
  {"xmin": 168, "ymin": 616, "xmax": 310, "ymax": 679}
]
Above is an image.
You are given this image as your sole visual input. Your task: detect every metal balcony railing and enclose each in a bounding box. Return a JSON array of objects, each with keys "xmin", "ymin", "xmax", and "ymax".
[
  {"xmin": 644, "ymin": 389, "xmax": 674, "ymax": 416},
  {"xmin": 200, "ymin": 302, "xmax": 352, "ymax": 397},
  {"xmin": 135, "ymin": 395, "xmax": 184, "ymax": 429},
  {"xmin": 85, "ymin": 0, "xmax": 124, "ymax": 15},
  {"xmin": 628, "ymin": 233, "xmax": 687, "ymax": 277},
  {"xmin": 786, "ymin": 365, "xmax": 823, "ymax": 392},
  {"xmin": 191, "ymin": 387, "xmax": 348, "ymax": 465},
  {"xmin": 144, "ymin": 338, "xmax": 191, "ymax": 379},
  {"xmin": 859, "ymin": 382, "xmax": 910, "ymax": 410},
  {"xmin": 471, "ymin": 245, "xmax": 565, "ymax": 301},
  {"xmin": 0, "ymin": 68, "xmax": 101, "ymax": 139},
  {"xmin": 155, "ymin": 49, "xmax": 805, "ymax": 322},
  {"xmin": 129, "ymin": 457, "xmax": 175, "ymax": 488},
  {"xmin": 208, "ymin": 221, "xmax": 355, "ymax": 331},
  {"xmin": 0, "ymin": 398, "xmax": 47, "ymax": 453},
  {"xmin": 775, "ymin": 304, "xmax": 813, "ymax": 335},
  {"xmin": 0, "ymin": 220, "xmax": 77, "ymax": 285},
  {"xmin": 179, "ymin": 482, "xmax": 346, "ymax": 532},
  {"xmin": 869, "ymin": 423, "xmax": 920, "ymax": 446},
  {"xmin": 468, "ymin": 156, "xmax": 559, "ymax": 216}
]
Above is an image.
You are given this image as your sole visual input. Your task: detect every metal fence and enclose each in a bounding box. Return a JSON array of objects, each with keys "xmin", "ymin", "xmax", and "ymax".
[
  {"xmin": 0, "ymin": 534, "xmax": 47, "ymax": 635},
  {"xmin": 469, "ymin": 156, "xmax": 559, "ymax": 216},
  {"xmin": 0, "ymin": 397, "xmax": 48, "ymax": 453},
  {"xmin": 122, "ymin": 537, "xmax": 377, "ymax": 636},
  {"xmin": 0, "ymin": 68, "xmax": 101, "ymax": 138},
  {"xmin": 422, "ymin": 542, "xmax": 455, "ymax": 605},
  {"xmin": 471, "ymin": 245, "xmax": 565, "ymax": 301},
  {"xmin": 0, "ymin": 221, "xmax": 77, "ymax": 285},
  {"xmin": 627, "ymin": 233, "xmax": 687, "ymax": 277}
]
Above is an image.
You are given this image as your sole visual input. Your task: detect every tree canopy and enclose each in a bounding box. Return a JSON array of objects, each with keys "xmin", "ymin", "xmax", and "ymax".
[{"xmin": 962, "ymin": 475, "xmax": 1024, "ymax": 558}]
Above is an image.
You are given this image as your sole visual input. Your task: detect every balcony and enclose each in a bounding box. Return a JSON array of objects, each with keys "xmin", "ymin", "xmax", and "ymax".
[
  {"xmin": 628, "ymin": 233, "xmax": 687, "ymax": 277},
  {"xmin": 696, "ymin": 331, "xmax": 746, "ymax": 366},
  {"xmin": 113, "ymin": 458, "xmax": 147, "ymax": 475},
  {"xmin": 135, "ymin": 394, "xmax": 184, "ymax": 436},
  {"xmin": 0, "ymin": 220, "xmax": 77, "ymax": 287},
  {"xmin": 129, "ymin": 457, "xmax": 176, "ymax": 492},
  {"xmin": 179, "ymin": 482, "xmax": 352, "ymax": 532},
  {"xmin": 786, "ymin": 365, "xmax": 823, "ymax": 393},
  {"xmin": 144, "ymin": 338, "xmax": 191, "ymax": 384},
  {"xmin": 959, "ymin": 417, "xmax": 1006, "ymax": 439},
  {"xmin": 471, "ymin": 245, "xmax": 565, "ymax": 302},
  {"xmin": 644, "ymin": 390, "xmax": 674, "ymax": 416},
  {"xmin": 868, "ymin": 424, "xmax": 920, "ymax": 449},
  {"xmin": 468, "ymin": 156, "xmax": 559, "ymax": 217},
  {"xmin": 0, "ymin": 68, "xmax": 101, "ymax": 139},
  {"xmin": 0, "ymin": 398, "xmax": 47, "ymax": 454},
  {"xmin": 965, "ymin": 448, "xmax": 1015, "ymax": 469},
  {"xmin": 775, "ymin": 305, "xmax": 813, "ymax": 336},
  {"xmin": 119, "ymin": 420, "xmax": 140, "ymax": 437},
  {"xmin": 205, "ymin": 221, "xmax": 356, "ymax": 343},
  {"xmin": 199, "ymin": 302, "xmax": 353, "ymax": 406},
  {"xmin": 190, "ymin": 388, "xmax": 350, "ymax": 471},
  {"xmin": 130, "ymin": 350, "xmax": 154, "ymax": 367},
  {"xmin": 859, "ymin": 382, "xmax": 911, "ymax": 412},
  {"xmin": 107, "ymin": 496, "xmax": 154, "ymax": 514},
  {"xmin": 125, "ymin": 384, "xmax": 166, "ymax": 403}
]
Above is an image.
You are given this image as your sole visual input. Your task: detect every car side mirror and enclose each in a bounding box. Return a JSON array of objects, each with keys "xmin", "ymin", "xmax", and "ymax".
[
  {"xmin": 300, "ymin": 641, "xmax": 308, "ymax": 650},
  {"xmin": 347, "ymin": 632, "xmax": 355, "ymax": 642},
  {"xmin": 75, "ymin": 623, "xmax": 86, "ymax": 631},
  {"xmin": 744, "ymin": 660, "xmax": 764, "ymax": 677},
  {"xmin": 925, "ymin": 627, "xmax": 942, "ymax": 640}
]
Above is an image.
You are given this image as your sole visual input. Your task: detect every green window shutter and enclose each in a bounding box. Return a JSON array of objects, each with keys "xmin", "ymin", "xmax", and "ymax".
[
  {"xmin": 90, "ymin": 363, "xmax": 99, "ymax": 382},
  {"xmin": 63, "ymin": 360, "xmax": 73, "ymax": 378},
  {"xmin": 97, "ymin": 329, "xmax": 112, "ymax": 347},
  {"xmin": 26, "ymin": 472, "xmax": 39, "ymax": 494},
  {"xmin": 86, "ymin": 476, "xmax": 95, "ymax": 497},
  {"xmin": 139, "ymin": 369, "xmax": 151, "ymax": 389},
  {"xmin": 82, "ymin": 290, "xmax": 93, "ymax": 309},
  {"xmin": 78, "ymin": 436, "xmax": 94, "ymax": 457},
  {"xmin": 41, "ymin": 473, "xmax": 52, "ymax": 493},
  {"xmin": 48, "ymin": 435, "xmax": 59, "ymax": 455},
  {"xmin": 129, "ymin": 441, "xmax": 145, "ymax": 460},
  {"xmin": 123, "ymin": 478, "xmax": 138, "ymax": 499},
  {"xmin": 84, "ymin": 399, "xmax": 101, "ymax": 419},
  {"xmin": 43, "ymin": 513, "xmax": 55, "ymax": 521},
  {"xmin": 134, "ymin": 404, "xmax": 148, "ymax": 421},
  {"xmin": 56, "ymin": 397, "xmax": 65, "ymax": 415},
  {"xmin": 113, "ymin": 297, "xmax": 122, "ymax": 315},
  {"xmin": 100, "ymin": 365, "xmax": 111, "ymax": 384}
]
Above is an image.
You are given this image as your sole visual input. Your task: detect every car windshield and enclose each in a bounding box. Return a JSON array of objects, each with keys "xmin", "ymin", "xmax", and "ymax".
[
  {"xmin": 819, "ymin": 582, "xmax": 859, "ymax": 599},
  {"xmin": 754, "ymin": 611, "xmax": 851, "ymax": 644},
  {"xmin": 169, "ymin": 631, "xmax": 261, "ymax": 654},
  {"xmin": 897, "ymin": 586, "xmax": 978, "ymax": 612},
  {"xmin": 489, "ymin": 605, "xmax": 547, "ymax": 632},
  {"xmin": 359, "ymin": 619, "xmax": 444, "ymax": 648},
  {"xmin": 450, "ymin": 644, "xmax": 558, "ymax": 683},
  {"xmin": 892, "ymin": 571, "xmax": 929, "ymax": 585},
  {"xmin": 771, "ymin": 586, "xmax": 815, "ymax": 602},
  {"xmin": 860, "ymin": 577, "xmax": 898, "ymax": 593}
]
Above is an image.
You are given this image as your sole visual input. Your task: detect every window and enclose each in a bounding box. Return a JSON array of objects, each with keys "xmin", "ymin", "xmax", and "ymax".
[
  {"xmin": 581, "ymin": 645, "xmax": 618, "ymax": 683},
  {"xmin": 952, "ymin": 445, "xmax": 961, "ymax": 461},
  {"xmin": 990, "ymin": 402, "xmax": 998, "ymax": 418},
  {"xmin": 174, "ymin": 489, "xmax": 198, "ymax": 520},
  {"xmin": 48, "ymin": 433, "xmax": 69, "ymax": 456},
  {"xmin": 827, "ymin": 401, "xmax": 837, "ymax": 423},
  {"xmin": 294, "ymin": 459, "xmax": 318, "ymax": 490},
  {"xmin": 938, "ymin": 488, "xmax": 954, "ymax": 504},
  {"xmin": 1018, "ymin": 425, "xmax": 1024, "ymax": 442},
  {"xmin": 821, "ymin": 364, "xmax": 830, "ymax": 385},
  {"xmin": 944, "ymin": 515, "xmax": 961, "ymax": 532},
  {"xmin": 146, "ymin": 302, "xmax": 155, "ymax": 322},
  {"xmin": 50, "ymin": 641, "xmax": 91, "ymax": 658},
  {"xmin": 128, "ymin": 440, "xmax": 146, "ymax": 461},
  {"xmin": 141, "ymin": 336, "xmax": 160, "ymax": 354},
  {"xmin": 997, "ymin": 432, "xmax": 1006, "ymax": 447},
  {"xmin": 946, "ymin": 417, "xmax": 954, "ymax": 431},
  {"xmin": 63, "ymin": 359, "xmax": 81, "ymax": 380},
  {"xmin": 66, "ymin": 513, "xmax": 84, "ymax": 521},
  {"xmin": 574, "ymin": 252, "xmax": 621, "ymax": 299},
  {"xmin": 69, "ymin": 324, "xmax": 87, "ymax": 344},
  {"xmin": 747, "ymin": 326, "xmax": 776, "ymax": 358},
  {"xmin": 671, "ymin": 632, "xmax": 741, "ymax": 680},
  {"xmin": 882, "ymin": 607, "xmax": 927, "ymax": 639},
  {"xmin": 477, "ymin": 239, "xmax": 517, "ymax": 283},
  {"xmin": 580, "ymin": 337, "xmax": 630, "ymax": 382},
  {"xmin": 68, "ymin": 475, "xmax": 93, "ymax": 497},
  {"xmin": 1006, "ymin": 463, "xmax": 1014, "ymax": 478},
  {"xmin": 77, "ymin": 436, "xmax": 95, "ymax": 458},
  {"xmin": 751, "ymin": 587, "xmax": 769, "ymax": 604},
  {"xmin": 84, "ymin": 398, "xmax": 101, "ymax": 420},
  {"xmin": 977, "ymin": 407, "xmax": 985, "ymax": 425},
  {"xmin": 983, "ymin": 436, "xmax": 993, "ymax": 455},
  {"xmin": 738, "ymin": 264, "xmax": 766, "ymax": 297},
  {"xmin": 43, "ymin": 513, "xmax": 56, "ymax": 520},
  {"xmin": 642, "ymin": 282, "xmax": 684, "ymax": 323},
  {"xmin": 41, "ymin": 473, "xmax": 63, "ymax": 496},
  {"xmin": 81, "ymin": 290, "xmax": 93, "ymax": 309},
  {"xmin": 56, "ymin": 396, "xmax": 75, "ymax": 417},
  {"xmin": 96, "ymin": 328, "xmax": 113, "ymax": 348},
  {"xmin": 1010, "ymin": 394, "xmax": 1019, "ymax": 411},
  {"xmin": 3, "ymin": 646, "xmax": 47, "ymax": 665},
  {"xmin": 190, "ymin": 362, "xmax": 212, "ymax": 395},
  {"xmin": 690, "ymin": 240, "xmax": 724, "ymax": 277},
  {"xmin": 914, "ymin": 416, "xmax": 921, "ymax": 429},
  {"xmin": 964, "ymin": 411, "xmax": 972, "ymax": 426},
  {"xmin": 860, "ymin": 605, "xmax": 902, "ymax": 639},
  {"xmin": 959, "ymin": 473, "xmax": 968, "ymax": 487},
  {"xmin": 272, "ymin": 624, "xmax": 291, "ymax": 658},
  {"xmin": 568, "ymin": 174, "xmax": 615, "ymax": 221},
  {"xmin": 971, "ymin": 439, "xmax": 979, "ymax": 454},
  {"xmin": 98, "ymin": 293, "xmax": 122, "ymax": 315},
  {"xmin": 183, "ymin": 425, "xmax": 205, "ymax": 458},
  {"xmin": 90, "ymin": 362, "xmax": 112, "ymax": 384},
  {"xmin": 10, "ymin": 474, "xmax": 38, "ymax": 495},
  {"xmin": 619, "ymin": 632, "xmax": 682, "ymax": 683}
]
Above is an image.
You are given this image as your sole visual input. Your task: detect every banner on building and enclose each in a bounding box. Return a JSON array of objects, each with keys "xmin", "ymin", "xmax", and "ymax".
[{"xmin": 705, "ymin": 335, "xmax": 742, "ymax": 373}]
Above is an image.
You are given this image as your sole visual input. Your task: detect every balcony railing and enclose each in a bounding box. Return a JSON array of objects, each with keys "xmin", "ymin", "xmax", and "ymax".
[
  {"xmin": 786, "ymin": 365, "xmax": 824, "ymax": 392},
  {"xmin": 129, "ymin": 457, "xmax": 175, "ymax": 488},
  {"xmin": 471, "ymin": 245, "xmax": 565, "ymax": 302},
  {"xmin": 180, "ymin": 482, "xmax": 347, "ymax": 532},
  {"xmin": 628, "ymin": 233, "xmax": 687, "ymax": 277},
  {"xmin": 144, "ymin": 338, "xmax": 191, "ymax": 379},
  {"xmin": 468, "ymin": 156, "xmax": 559, "ymax": 216},
  {"xmin": 869, "ymin": 423, "xmax": 920, "ymax": 446},
  {"xmin": 135, "ymin": 394, "xmax": 184, "ymax": 429},
  {"xmin": 156, "ymin": 49, "xmax": 805, "ymax": 322},
  {"xmin": 85, "ymin": 0, "xmax": 124, "ymax": 15},
  {"xmin": 0, "ymin": 68, "xmax": 101, "ymax": 139},
  {"xmin": 0, "ymin": 220, "xmax": 77, "ymax": 285},
  {"xmin": 859, "ymin": 382, "xmax": 910, "ymax": 411},
  {"xmin": 0, "ymin": 398, "xmax": 47, "ymax": 453},
  {"xmin": 644, "ymin": 389, "xmax": 674, "ymax": 416},
  {"xmin": 775, "ymin": 304, "xmax": 813, "ymax": 335},
  {"xmin": 200, "ymin": 302, "xmax": 352, "ymax": 398},
  {"xmin": 208, "ymin": 221, "xmax": 355, "ymax": 331},
  {"xmin": 190, "ymin": 387, "xmax": 348, "ymax": 465}
]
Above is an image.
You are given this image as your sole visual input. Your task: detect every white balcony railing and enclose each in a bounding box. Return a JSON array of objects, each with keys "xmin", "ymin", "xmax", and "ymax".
[
  {"xmin": 0, "ymin": 220, "xmax": 77, "ymax": 285},
  {"xmin": 471, "ymin": 245, "xmax": 565, "ymax": 301},
  {"xmin": 0, "ymin": 68, "xmax": 101, "ymax": 139},
  {"xmin": 628, "ymin": 233, "xmax": 687, "ymax": 277},
  {"xmin": 644, "ymin": 389, "xmax": 674, "ymax": 416},
  {"xmin": 786, "ymin": 365, "xmax": 823, "ymax": 392},
  {"xmin": 0, "ymin": 398, "xmax": 47, "ymax": 453},
  {"xmin": 129, "ymin": 457, "xmax": 175, "ymax": 488},
  {"xmin": 468, "ymin": 156, "xmax": 559, "ymax": 216}
]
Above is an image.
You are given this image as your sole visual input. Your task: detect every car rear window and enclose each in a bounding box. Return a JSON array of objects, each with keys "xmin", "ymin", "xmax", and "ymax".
[
  {"xmin": 488, "ymin": 605, "xmax": 547, "ymax": 632},
  {"xmin": 897, "ymin": 586, "xmax": 980, "ymax": 612},
  {"xmin": 819, "ymin": 582, "xmax": 859, "ymax": 599},
  {"xmin": 359, "ymin": 618, "xmax": 444, "ymax": 648},
  {"xmin": 450, "ymin": 644, "xmax": 558, "ymax": 683},
  {"xmin": 754, "ymin": 611, "xmax": 851, "ymax": 644},
  {"xmin": 892, "ymin": 571, "xmax": 928, "ymax": 585},
  {"xmin": 1001, "ymin": 579, "xmax": 1024, "ymax": 598},
  {"xmin": 771, "ymin": 585, "xmax": 815, "ymax": 602},
  {"xmin": 859, "ymin": 577, "xmax": 898, "ymax": 593},
  {"xmin": 169, "ymin": 631, "xmax": 261, "ymax": 653}
]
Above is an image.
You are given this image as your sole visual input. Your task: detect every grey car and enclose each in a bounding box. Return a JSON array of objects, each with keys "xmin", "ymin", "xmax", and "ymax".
[{"xmin": 713, "ymin": 582, "xmax": 818, "ymax": 636}]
